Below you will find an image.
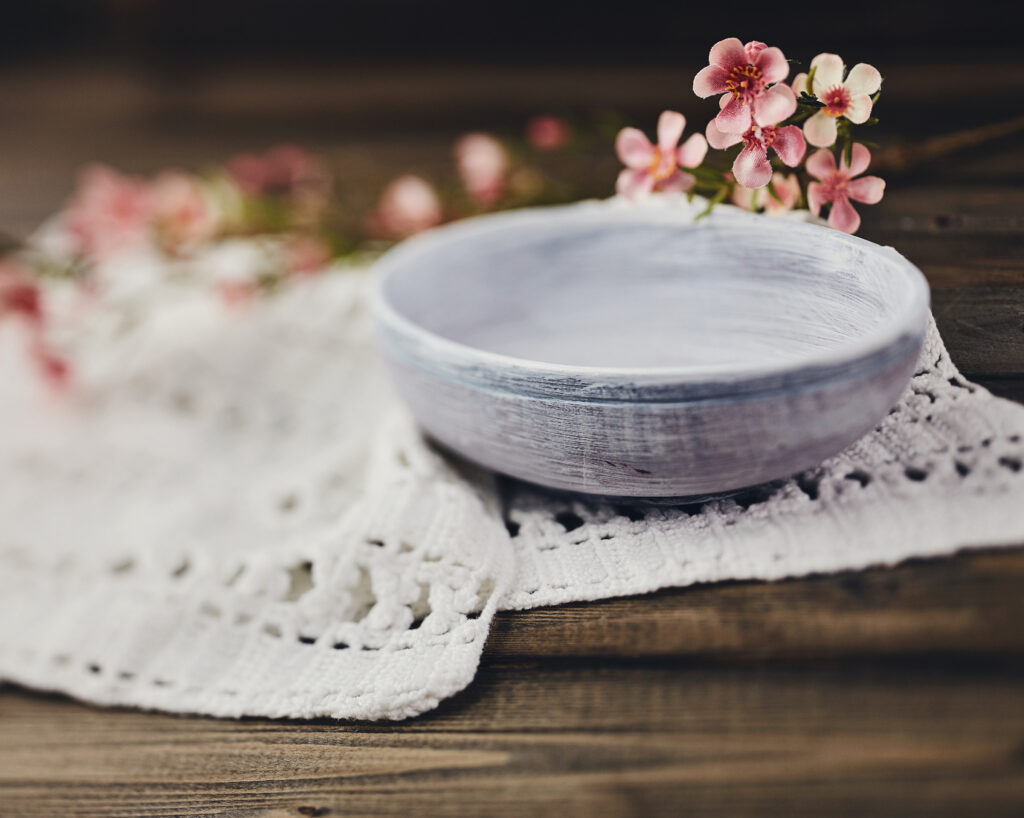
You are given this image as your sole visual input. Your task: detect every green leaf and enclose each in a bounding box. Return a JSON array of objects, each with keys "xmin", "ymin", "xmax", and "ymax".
[{"xmin": 805, "ymin": 64, "xmax": 817, "ymax": 95}]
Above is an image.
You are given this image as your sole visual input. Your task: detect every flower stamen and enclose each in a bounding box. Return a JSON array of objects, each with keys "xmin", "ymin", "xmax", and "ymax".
[
  {"xmin": 821, "ymin": 85, "xmax": 851, "ymax": 117},
  {"xmin": 725, "ymin": 64, "xmax": 764, "ymax": 103}
]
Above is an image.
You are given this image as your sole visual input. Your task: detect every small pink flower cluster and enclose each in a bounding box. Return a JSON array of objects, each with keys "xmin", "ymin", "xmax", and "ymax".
[
  {"xmin": 60, "ymin": 146, "xmax": 332, "ymax": 270},
  {"xmin": 614, "ymin": 38, "xmax": 887, "ymax": 233},
  {"xmin": 368, "ymin": 116, "xmax": 572, "ymax": 240}
]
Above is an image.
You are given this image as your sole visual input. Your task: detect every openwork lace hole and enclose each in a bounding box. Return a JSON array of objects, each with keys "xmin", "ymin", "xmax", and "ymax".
[
  {"xmin": 554, "ymin": 510, "xmax": 585, "ymax": 532},
  {"xmin": 998, "ymin": 457, "xmax": 1022, "ymax": 473},
  {"xmin": 905, "ymin": 467, "xmax": 929, "ymax": 482},
  {"xmin": 796, "ymin": 473, "xmax": 821, "ymax": 501},
  {"xmin": 613, "ymin": 505, "xmax": 645, "ymax": 522}
]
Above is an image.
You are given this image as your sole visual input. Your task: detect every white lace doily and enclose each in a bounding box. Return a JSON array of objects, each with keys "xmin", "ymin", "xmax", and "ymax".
[{"xmin": 2, "ymin": 202, "xmax": 1023, "ymax": 720}]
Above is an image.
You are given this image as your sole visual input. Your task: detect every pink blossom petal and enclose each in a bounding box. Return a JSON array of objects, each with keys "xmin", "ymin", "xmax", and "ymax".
[
  {"xmin": 771, "ymin": 125, "xmax": 806, "ymax": 167},
  {"xmin": 709, "ymin": 37, "xmax": 748, "ymax": 70},
  {"xmin": 805, "ymin": 148, "xmax": 837, "ymax": 181},
  {"xmin": 807, "ymin": 181, "xmax": 827, "ymax": 216},
  {"xmin": 732, "ymin": 146, "xmax": 772, "ymax": 189},
  {"xmin": 705, "ymin": 119, "xmax": 743, "ymax": 150},
  {"xmin": 847, "ymin": 175, "xmax": 886, "ymax": 204},
  {"xmin": 765, "ymin": 173, "xmax": 801, "ymax": 213},
  {"xmin": 731, "ymin": 184, "xmax": 762, "ymax": 210},
  {"xmin": 657, "ymin": 110, "xmax": 686, "ymax": 151},
  {"xmin": 615, "ymin": 127, "xmax": 655, "ymax": 169},
  {"xmin": 693, "ymin": 65, "xmax": 730, "ymax": 98},
  {"xmin": 791, "ymin": 72, "xmax": 809, "ymax": 96},
  {"xmin": 844, "ymin": 143, "xmax": 872, "ymax": 176},
  {"xmin": 803, "ymin": 111, "xmax": 838, "ymax": 148},
  {"xmin": 828, "ymin": 196, "xmax": 861, "ymax": 233},
  {"xmin": 753, "ymin": 84, "xmax": 796, "ymax": 127},
  {"xmin": 753, "ymin": 46, "xmax": 789, "ymax": 84},
  {"xmin": 659, "ymin": 170, "xmax": 696, "ymax": 194},
  {"xmin": 845, "ymin": 94, "xmax": 873, "ymax": 124},
  {"xmin": 715, "ymin": 97, "xmax": 752, "ymax": 134},
  {"xmin": 677, "ymin": 132, "xmax": 708, "ymax": 168},
  {"xmin": 844, "ymin": 62, "xmax": 882, "ymax": 96},
  {"xmin": 810, "ymin": 53, "xmax": 844, "ymax": 96},
  {"xmin": 616, "ymin": 168, "xmax": 656, "ymax": 201},
  {"xmin": 744, "ymin": 41, "xmax": 767, "ymax": 61}
]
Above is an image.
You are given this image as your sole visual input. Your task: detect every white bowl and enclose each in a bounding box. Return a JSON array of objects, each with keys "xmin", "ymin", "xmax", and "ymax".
[{"xmin": 372, "ymin": 202, "xmax": 930, "ymax": 497}]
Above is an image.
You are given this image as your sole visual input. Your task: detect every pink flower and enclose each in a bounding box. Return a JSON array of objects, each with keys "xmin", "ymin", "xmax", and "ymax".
[
  {"xmin": 615, "ymin": 111, "xmax": 708, "ymax": 201},
  {"xmin": 454, "ymin": 133, "xmax": 509, "ymax": 206},
  {"xmin": 0, "ymin": 259, "xmax": 70, "ymax": 387},
  {"xmin": 806, "ymin": 144, "xmax": 885, "ymax": 234},
  {"xmin": 707, "ymin": 119, "xmax": 806, "ymax": 189},
  {"xmin": 226, "ymin": 145, "xmax": 328, "ymax": 197},
  {"xmin": 286, "ymin": 235, "xmax": 331, "ymax": 276},
  {"xmin": 792, "ymin": 55, "xmax": 882, "ymax": 148},
  {"xmin": 0, "ymin": 259, "xmax": 42, "ymax": 323},
  {"xmin": 150, "ymin": 172, "xmax": 221, "ymax": 253},
  {"xmin": 731, "ymin": 172, "xmax": 802, "ymax": 214},
  {"xmin": 526, "ymin": 116, "xmax": 570, "ymax": 151},
  {"xmin": 63, "ymin": 165, "xmax": 153, "ymax": 262},
  {"xmin": 368, "ymin": 175, "xmax": 443, "ymax": 239},
  {"xmin": 693, "ymin": 38, "xmax": 793, "ymax": 134}
]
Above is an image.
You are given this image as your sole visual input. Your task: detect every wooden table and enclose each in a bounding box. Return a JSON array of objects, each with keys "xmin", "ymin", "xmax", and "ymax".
[{"xmin": 1, "ymin": 58, "xmax": 1023, "ymax": 817}]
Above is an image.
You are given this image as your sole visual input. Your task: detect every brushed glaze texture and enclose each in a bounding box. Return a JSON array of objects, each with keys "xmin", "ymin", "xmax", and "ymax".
[{"xmin": 372, "ymin": 201, "xmax": 930, "ymax": 497}]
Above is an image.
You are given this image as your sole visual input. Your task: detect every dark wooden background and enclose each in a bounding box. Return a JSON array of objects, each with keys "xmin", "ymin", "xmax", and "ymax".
[{"xmin": 1, "ymin": 34, "xmax": 1023, "ymax": 818}]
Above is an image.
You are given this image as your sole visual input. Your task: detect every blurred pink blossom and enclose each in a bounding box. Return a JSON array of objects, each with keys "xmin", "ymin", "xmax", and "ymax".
[
  {"xmin": 64, "ymin": 165, "xmax": 153, "ymax": 262},
  {"xmin": 0, "ymin": 259, "xmax": 70, "ymax": 387},
  {"xmin": 731, "ymin": 172, "xmax": 802, "ymax": 213},
  {"xmin": 0, "ymin": 259, "xmax": 42, "ymax": 323},
  {"xmin": 454, "ymin": 133, "xmax": 509, "ymax": 206},
  {"xmin": 368, "ymin": 175, "xmax": 443, "ymax": 239},
  {"xmin": 615, "ymin": 111, "xmax": 707, "ymax": 201},
  {"xmin": 286, "ymin": 235, "xmax": 332, "ymax": 275},
  {"xmin": 526, "ymin": 116, "xmax": 570, "ymax": 151},
  {"xmin": 226, "ymin": 145, "xmax": 328, "ymax": 197},
  {"xmin": 707, "ymin": 119, "xmax": 805, "ymax": 189},
  {"xmin": 806, "ymin": 144, "xmax": 885, "ymax": 234},
  {"xmin": 693, "ymin": 38, "xmax": 792, "ymax": 134},
  {"xmin": 218, "ymin": 280, "xmax": 259, "ymax": 308},
  {"xmin": 151, "ymin": 172, "xmax": 221, "ymax": 253},
  {"xmin": 792, "ymin": 55, "xmax": 882, "ymax": 148}
]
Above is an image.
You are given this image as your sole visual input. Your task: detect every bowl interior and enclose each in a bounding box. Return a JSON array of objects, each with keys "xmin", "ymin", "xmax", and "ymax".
[{"xmin": 380, "ymin": 213, "xmax": 923, "ymax": 373}]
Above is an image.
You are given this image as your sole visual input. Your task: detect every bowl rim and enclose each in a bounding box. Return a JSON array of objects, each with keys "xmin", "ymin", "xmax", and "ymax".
[{"xmin": 371, "ymin": 200, "xmax": 931, "ymax": 393}]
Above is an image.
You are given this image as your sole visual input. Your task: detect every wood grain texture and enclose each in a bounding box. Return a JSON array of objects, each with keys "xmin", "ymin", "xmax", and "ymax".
[{"xmin": 1, "ymin": 58, "xmax": 1023, "ymax": 818}]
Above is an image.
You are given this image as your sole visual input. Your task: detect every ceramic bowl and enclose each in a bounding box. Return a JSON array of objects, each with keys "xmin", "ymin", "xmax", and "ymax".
[{"xmin": 372, "ymin": 202, "xmax": 930, "ymax": 497}]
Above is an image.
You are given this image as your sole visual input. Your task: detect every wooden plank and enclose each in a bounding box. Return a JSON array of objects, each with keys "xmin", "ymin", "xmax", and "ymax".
[
  {"xmin": 487, "ymin": 550, "xmax": 1024, "ymax": 660},
  {"xmin": 932, "ymin": 288, "xmax": 1024, "ymax": 378},
  {"xmin": 2, "ymin": 659, "xmax": 1024, "ymax": 817}
]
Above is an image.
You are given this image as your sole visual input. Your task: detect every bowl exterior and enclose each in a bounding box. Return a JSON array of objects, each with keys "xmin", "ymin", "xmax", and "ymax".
[{"xmin": 378, "ymin": 331, "xmax": 924, "ymax": 497}]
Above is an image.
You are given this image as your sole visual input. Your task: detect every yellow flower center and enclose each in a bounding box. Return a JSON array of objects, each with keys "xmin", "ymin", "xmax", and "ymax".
[{"xmin": 647, "ymin": 148, "xmax": 676, "ymax": 183}]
